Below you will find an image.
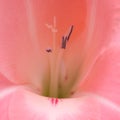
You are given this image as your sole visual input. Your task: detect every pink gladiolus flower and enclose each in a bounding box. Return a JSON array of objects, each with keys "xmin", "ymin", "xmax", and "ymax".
[{"xmin": 0, "ymin": 0, "xmax": 120, "ymax": 119}]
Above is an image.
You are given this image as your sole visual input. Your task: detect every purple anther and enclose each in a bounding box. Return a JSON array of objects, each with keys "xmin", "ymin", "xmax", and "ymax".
[{"xmin": 46, "ymin": 48, "xmax": 52, "ymax": 53}]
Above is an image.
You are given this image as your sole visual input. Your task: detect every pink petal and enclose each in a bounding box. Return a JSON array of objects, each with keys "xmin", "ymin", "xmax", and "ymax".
[
  {"xmin": 62, "ymin": 0, "xmax": 120, "ymax": 103},
  {"xmin": 1, "ymin": 88, "xmax": 120, "ymax": 120},
  {"xmin": 0, "ymin": 73, "xmax": 13, "ymax": 90},
  {"xmin": 0, "ymin": 0, "xmax": 48, "ymax": 89},
  {"xmin": 75, "ymin": 0, "xmax": 115, "ymax": 78},
  {"xmin": 81, "ymin": 44, "xmax": 120, "ymax": 106},
  {"xmin": 80, "ymin": 0, "xmax": 120, "ymax": 106}
]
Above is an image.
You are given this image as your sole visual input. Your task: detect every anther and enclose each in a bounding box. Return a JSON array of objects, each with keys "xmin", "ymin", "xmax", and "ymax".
[
  {"xmin": 66, "ymin": 25, "xmax": 74, "ymax": 41},
  {"xmin": 61, "ymin": 36, "xmax": 67, "ymax": 49},
  {"xmin": 46, "ymin": 48, "xmax": 52, "ymax": 53},
  {"xmin": 61, "ymin": 25, "xmax": 74, "ymax": 49}
]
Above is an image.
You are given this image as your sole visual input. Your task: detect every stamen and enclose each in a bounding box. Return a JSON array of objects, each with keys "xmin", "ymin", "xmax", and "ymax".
[
  {"xmin": 66, "ymin": 25, "xmax": 74, "ymax": 41},
  {"xmin": 61, "ymin": 36, "xmax": 67, "ymax": 49},
  {"xmin": 45, "ymin": 16, "xmax": 59, "ymax": 97},
  {"xmin": 61, "ymin": 25, "xmax": 74, "ymax": 49},
  {"xmin": 46, "ymin": 48, "xmax": 52, "ymax": 53},
  {"xmin": 45, "ymin": 17, "xmax": 74, "ymax": 98},
  {"xmin": 45, "ymin": 16, "xmax": 57, "ymax": 51}
]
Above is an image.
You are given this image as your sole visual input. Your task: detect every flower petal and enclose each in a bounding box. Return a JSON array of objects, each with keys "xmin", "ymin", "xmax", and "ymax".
[
  {"xmin": 61, "ymin": 0, "xmax": 116, "ymax": 96},
  {"xmin": 80, "ymin": 0, "xmax": 120, "ymax": 105},
  {"xmin": 81, "ymin": 44, "xmax": 120, "ymax": 106},
  {"xmin": 0, "ymin": 0, "xmax": 49, "ymax": 89},
  {"xmin": 1, "ymin": 88, "xmax": 120, "ymax": 120}
]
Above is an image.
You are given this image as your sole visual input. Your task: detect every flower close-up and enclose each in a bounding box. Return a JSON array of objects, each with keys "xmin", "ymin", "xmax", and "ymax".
[{"xmin": 0, "ymin": 0, "xmax": 120, "ymax": 119}]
